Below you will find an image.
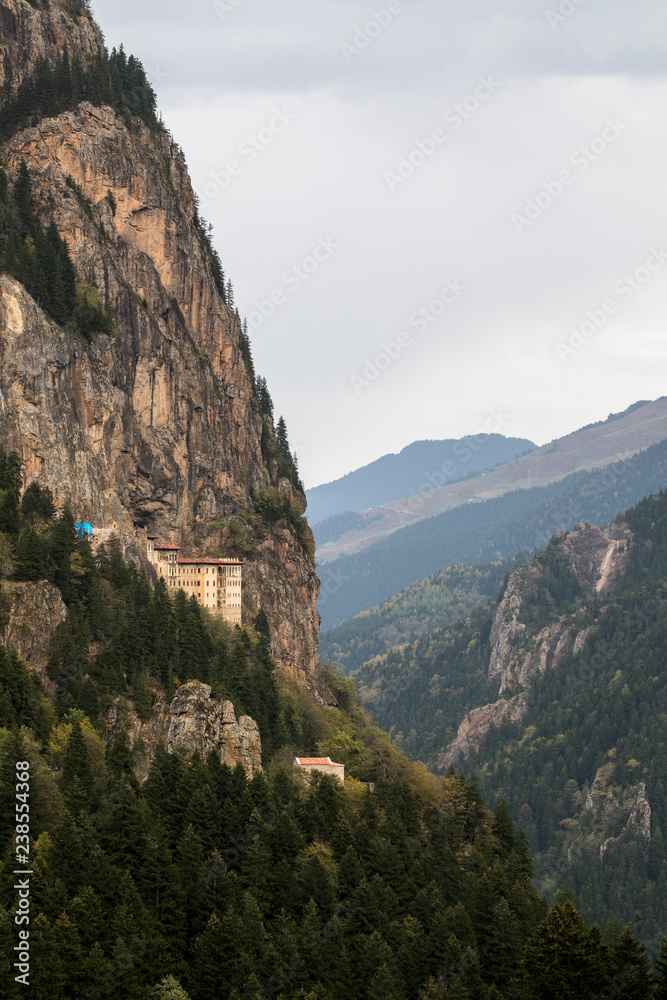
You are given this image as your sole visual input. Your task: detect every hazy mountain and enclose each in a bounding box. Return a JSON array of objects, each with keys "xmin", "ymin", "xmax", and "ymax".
[
  {"xmin": 318, "ymin": 436, "xmax": 667, "ymax": 630},
  {"xmin": 316, "ymin": 397, "xmax": 667, "ymax": 565},
  {"xmin": 306, "ymin": 433, "xmax": 536, "ymax": 526}
]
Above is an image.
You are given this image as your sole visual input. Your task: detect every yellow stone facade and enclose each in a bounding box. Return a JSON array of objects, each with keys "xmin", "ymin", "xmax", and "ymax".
[{"xmin": 136, "ymin": 530, "xmax": 243, "ymax": 624}]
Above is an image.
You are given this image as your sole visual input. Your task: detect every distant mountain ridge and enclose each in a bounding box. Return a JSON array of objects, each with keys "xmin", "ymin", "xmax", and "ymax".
[
  {"xmin": 318, "ymin": 436, "xmax": 667, "ymax": 630},
  {"xmin": 316, "ymin": 397, "xmax": 667, "ymax": 564},
  {"xmin": 306, "ymin": 433, "xmax": 536, "ymax": 526}
]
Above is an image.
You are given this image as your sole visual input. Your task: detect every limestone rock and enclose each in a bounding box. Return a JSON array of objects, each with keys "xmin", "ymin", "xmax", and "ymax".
[
  {"xmin": 434, "ymin": 695, "xmax": 527, "ymax": 771},
  {"xmin": 105, "ymin": 688, "xmax": 170, "ymax": 762},
  {"xmin": 566, "ymin": 762, "xmax": 652, "ymax": 865},
  {"xmin": 0, "ymin": 3, "xmax": 321, "ymax": 692},
  {"xmin": 487, "ymin": 521, "xmax": 631, "ymax": 696},
  {"xmin": 435, "ymin": 521, "xmax": 634, "ymax": 769},
  {"xmin": 167, "ymin": 680, "xmax": 261, "ymax": 777},
  {"xmin": 562, "ymin": 521, "xmax": 632, "ymax": 594},
  {"xmin": 1, "ymin": 580, "xmax": 66, "ymax": 691}
]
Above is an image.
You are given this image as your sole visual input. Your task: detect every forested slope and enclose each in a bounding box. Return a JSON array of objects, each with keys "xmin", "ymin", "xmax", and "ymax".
[
  {"xmin": 355, "ymin": 489, "xmax": 667, "ymax": 951},
  {"xmin": 2, "ymin": 455, "xmax": 667, "ymax": 997},
  {"xmin": 320, "ymin": 560, "xmax": 514, "ymax": 675},
  {"xmin": 2, "ymin": 447, "xmax": 659, "ymax": 998}
]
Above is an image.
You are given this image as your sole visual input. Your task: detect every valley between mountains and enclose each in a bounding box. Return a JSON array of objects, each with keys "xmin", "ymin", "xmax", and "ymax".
[{"xmin": 1, "ymin": 2, "xmax": 667, "ymax": 998}]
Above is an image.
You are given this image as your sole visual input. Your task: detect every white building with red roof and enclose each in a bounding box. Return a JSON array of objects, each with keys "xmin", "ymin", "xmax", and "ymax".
[{"xmin": 294, "ymin": 756, "xmax": 345, "ymax": 783}]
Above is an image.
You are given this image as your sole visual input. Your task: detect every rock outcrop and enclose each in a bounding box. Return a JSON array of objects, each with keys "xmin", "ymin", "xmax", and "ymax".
[
  {"xmin": 488, "ymin": 522, "xmax": 629, "ymax": 695},
  {"xmin": 0, "ymin": 0, "xmax": 103, "ymax": 92},
  {"xmin": 0, "ymin": 579, "xmax": 66, "ymax": 691},
  {"xmin": 167, "ymin": 681, "xmax": 262, "ymax": 777},
  {"xmin": 435, "ymin": 521, "xmax": 632, "ymax": 769},
  {"xmin": 566, "ymin": 761, "xmax": 652, "ymax": 864},
  {"xmin": 434, "ymin": 694, "xmax": 527, "ymax": 771},
  {"xmin": 562, "ymin": 521, "xmax": 632, "ymax": 594},
  {"xmin": 488, "ymin": 568, "xmax": 592, "ymax": 695},
  {"xmin": 0, "ymin": 1, "xmax": 320, "ymax": 691}
]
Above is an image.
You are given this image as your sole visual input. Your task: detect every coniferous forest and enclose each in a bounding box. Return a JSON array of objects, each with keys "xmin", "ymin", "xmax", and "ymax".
[
  {"xmin": 1, "ymin": 441, "xmax": 667, "ymax": 997},
  {"xmin": 0, "ymin": 4, "xmax": 666, "ymax": 996},
  {"xmin": 348, "ymin": 489, "xmax": 667, "ymax": 956}
]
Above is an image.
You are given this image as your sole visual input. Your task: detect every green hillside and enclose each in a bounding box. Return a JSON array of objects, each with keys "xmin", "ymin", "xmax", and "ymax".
[
  {"xmin": 320, "ymin": 560, "xmax": 515, "ymax": 676},
  {"xmin": 353, "ymin": 490, "xmax": 667, "ymax": 952}
]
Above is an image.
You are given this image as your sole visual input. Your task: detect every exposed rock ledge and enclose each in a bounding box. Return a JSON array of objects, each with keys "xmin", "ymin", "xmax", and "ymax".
[
  {"xmin": 106, "ymin": 680, "xmax": 262, "ymax": 778},
  {"xmin": 1, "ymin": 580, "xmax": 67, "ymax": 694},
  {"xmin": 433, "ymin": 694, "xmax": 527, "ymax": 771},
  {"xmin": 167, "ymin": 680, "xmax": 262, "ymax": 777}
]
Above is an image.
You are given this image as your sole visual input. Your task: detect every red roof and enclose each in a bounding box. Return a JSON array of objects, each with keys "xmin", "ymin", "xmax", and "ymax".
[
  {"xmin": 154, "ymin": 543, "xmax": 181, "ymax": 551},
  {"xmin": 295, "ymin": 757, "xmax": 344, "ymax": 767}
]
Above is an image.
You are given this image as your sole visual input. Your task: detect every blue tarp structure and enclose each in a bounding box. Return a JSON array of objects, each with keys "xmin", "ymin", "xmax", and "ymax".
[{"xmin": 74, "ymin": 523, "xmax": 93, "ymax": 539}]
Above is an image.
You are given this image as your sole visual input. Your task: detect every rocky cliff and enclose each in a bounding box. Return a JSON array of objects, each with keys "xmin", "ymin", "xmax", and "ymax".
[
  {"xmin": 434, "ymin": 521, "xmax": 632, "ymax": 768},
  {"xmin": 434, "ymin": 694, "xmax": 527, "ymax": 771},
  {"xmin": 168, "ymin": 680, "xmax": 262, "ymax": 777},
  {"xmin": 0, "ymin": 578, "xmax": 66, "ymax": 692},
  {"xmin": 0, "ymin": 0, "xmax": 320, "ymax": 690},
  {"xmin": 488, "ymin": 522, "xmax": 630, "ymax": 695},
  {"xmin": 566, "ymin": 760, "xmax": 652, "ymax": 865},
  {"xmin": 105, "ymin": 680, "xmax": 262, "ymax": 777}
]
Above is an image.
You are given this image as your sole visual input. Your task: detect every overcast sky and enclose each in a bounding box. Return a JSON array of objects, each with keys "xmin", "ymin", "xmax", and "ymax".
[{"xmin": 91, "ymin": 0, "xmax": 667, "ymax": 488}]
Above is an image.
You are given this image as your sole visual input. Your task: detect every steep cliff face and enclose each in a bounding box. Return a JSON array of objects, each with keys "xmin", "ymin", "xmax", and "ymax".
[
  {"xmin": 0, "ymin": 1, "xmax": 320, "ymax": 689},
  {"xmin": 104, "ymin": 680, "xmax": 262, "ymax": 777},
  {"xmin": 435, "ymin": 521, "xmax": 632, "ymax": 767},
  {"xmin": 168, "ymin": 680, "xmax": 262, "ymax": 777},
  {"xmin": 566, "ymin": 761, "xmax": 652, "ymax": 865},
  {"xmin": 488, "ymin": 522, "xmax": 629, "ymax": 695},
  {"xmin": 434, "ymin": 694, "xmax": 527, "ymax": 771},
  {"xmin": 0, "ymin": 0, "xmax": 102, "ymax": 92},
  {"xmin": 0, "ymin": 579, "xmax": 66, "ymax": 691}
]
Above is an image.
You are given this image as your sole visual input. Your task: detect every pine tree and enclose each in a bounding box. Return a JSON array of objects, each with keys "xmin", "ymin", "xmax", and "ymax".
[
  {"xmin": 276, "ymin": 416, "xmax": 289, "ymax": 454},
  {"xmin": 14, "ymin": 526, "xmax": 47, "ymax": 581},
  {"xmin": 106, "ymin": 728, "xmax": 138, "ymax": 789},
  {"xmin": 150, "ymin": 977, "xmax": 192, "ymax": 1000},
  {"xmin": 61, "ymin": 718, "xmax": 94, "ymax": 814},
  {"xmin": 607, "ymin": 926, "xmax": 656, "ymax": 999},
  {"xmin": 656, "ymin": 937, "xmax": 667, "ymax": 1000},
  {"xmin": 522, "ymin": 897, "xmax": 608, "ymax": 1000},
  {"xmin": 49, "ymin": 503, "xmax": 78, "ymax": 602}
]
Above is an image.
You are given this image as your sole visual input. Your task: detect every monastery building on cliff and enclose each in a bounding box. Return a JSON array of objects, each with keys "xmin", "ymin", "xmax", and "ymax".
[{"xmin": 135, "ymin": 529, "xmax": 243, "ymax": 624}]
